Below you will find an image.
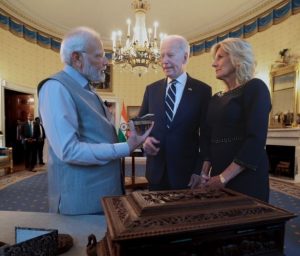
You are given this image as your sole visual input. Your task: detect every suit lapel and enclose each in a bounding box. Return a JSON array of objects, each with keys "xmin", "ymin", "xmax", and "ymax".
[{"xmin": 158, "ymin": 78, "xmax": 168, "ymax": 125}]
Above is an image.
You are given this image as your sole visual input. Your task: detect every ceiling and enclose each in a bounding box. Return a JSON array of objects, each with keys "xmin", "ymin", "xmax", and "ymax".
[{"xmin": 0, "ymin": 0, "xmax": 283, "ymax": 49}]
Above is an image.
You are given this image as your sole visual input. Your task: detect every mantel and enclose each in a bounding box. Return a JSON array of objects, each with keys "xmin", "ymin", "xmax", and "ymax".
[{"xmin": 267, "ymin": 128, "xmax": 300, "ymax": 146}]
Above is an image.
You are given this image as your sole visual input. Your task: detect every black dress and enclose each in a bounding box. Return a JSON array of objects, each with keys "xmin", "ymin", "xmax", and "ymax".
[{"xmin": 206, "ymin": 78, "xmax": 271, "ymax": 202}]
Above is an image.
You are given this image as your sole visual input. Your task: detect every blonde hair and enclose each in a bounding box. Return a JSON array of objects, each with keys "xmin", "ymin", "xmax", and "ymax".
[{"xmin": 211, "ymin": 38, "xmax": 256, "ymax": 85}]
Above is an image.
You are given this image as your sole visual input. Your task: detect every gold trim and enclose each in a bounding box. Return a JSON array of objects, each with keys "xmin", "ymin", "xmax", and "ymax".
[
  {"xmin": 191, "ymin": 0, "xmax": 288, "ymax": 45},
  {"xmin": 269, "ymin": 64, "xmax": 300, "ymax": 128}
]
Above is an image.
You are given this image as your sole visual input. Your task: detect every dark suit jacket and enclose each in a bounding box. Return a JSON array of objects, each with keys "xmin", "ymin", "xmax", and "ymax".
[
  {"xmin": 21, "ymin": 121, "xmax": 33, "ymax": 139},
  {"xmin": 33, "ymin": 123, "xmax": 46, "ymax": 140},
  {"xmin": 139, "ymin": 74, "xmax": 212, "ymax": 189}
]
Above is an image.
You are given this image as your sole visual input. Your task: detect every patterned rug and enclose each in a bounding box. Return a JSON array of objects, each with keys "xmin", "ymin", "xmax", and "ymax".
[
  {"xmin": 0, "ymin": 167, "xmax": 46, "ymax": 190},
  {"xmin": 270, "ymin": 178, "xmax": 300, "ymax": 199},
  {"xmin": 0, "ymin": 172, "xmax": 48, "ymax": 212}
]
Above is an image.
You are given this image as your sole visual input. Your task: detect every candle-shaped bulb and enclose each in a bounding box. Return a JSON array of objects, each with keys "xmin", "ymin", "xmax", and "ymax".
[
  {"xmin": 126, "ymin": 19, "xmax": 131, "ymax": 37},
  {"xmin": 112, "ymin": 31, "xmax": 116, "ymax": 50},
  {"xmin": 148, "ymin": 28, "xmax": 152, "ymax": 40},
  {"xmin": 115, "ymin": 30, "xmax": 122, "ymax": 48},
  {"xmin": 153, "ymin": 21, "xmax": 158, "ymax": 39}
]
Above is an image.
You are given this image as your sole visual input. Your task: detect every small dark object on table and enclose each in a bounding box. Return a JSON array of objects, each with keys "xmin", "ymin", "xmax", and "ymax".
[{"xmin": 57, "ymin": 233, "xmax": 73, "ymax": 255}]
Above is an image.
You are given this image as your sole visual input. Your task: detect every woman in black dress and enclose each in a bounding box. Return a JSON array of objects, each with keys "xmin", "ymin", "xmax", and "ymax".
[{"xmin": 189, "ymin": 38, "xmax": 271, "ymax": 202}]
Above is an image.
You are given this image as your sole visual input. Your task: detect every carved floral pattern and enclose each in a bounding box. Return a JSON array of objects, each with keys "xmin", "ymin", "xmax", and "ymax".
[
  {"xmin": 125, "ymin": 207, "xmax": 274, "ymax": 231},
  {"xmin": 112, "ymin": 198, "xmax": 128, "ymax": 222},
  {"xmin": 140, "ymin": 189, "xmax": 229, "ymax": 204}
]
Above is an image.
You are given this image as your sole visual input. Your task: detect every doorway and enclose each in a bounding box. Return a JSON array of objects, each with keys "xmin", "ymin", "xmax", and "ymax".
[{"xmin": 4, "ymin": 89, "xmax": 35, "ymax": 165}]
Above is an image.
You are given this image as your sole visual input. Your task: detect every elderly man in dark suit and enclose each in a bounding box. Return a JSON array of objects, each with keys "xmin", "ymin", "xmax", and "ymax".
[{"xmin": 139, "ymin": 35, "xmax": 212, "ymax": 191}]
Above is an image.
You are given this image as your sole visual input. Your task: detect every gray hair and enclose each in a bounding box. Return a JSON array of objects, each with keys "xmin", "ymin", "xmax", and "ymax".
[
  {"xmin": 211, "ymin": 38, "xmax": 256, "ymax": 85},
  {"xmin": 60, "ymin": 26, "xmax": 101, "ymax": 65},
  {"xmin": 161, "ymin": 35, "xmax": 190, "ymax": 58}
]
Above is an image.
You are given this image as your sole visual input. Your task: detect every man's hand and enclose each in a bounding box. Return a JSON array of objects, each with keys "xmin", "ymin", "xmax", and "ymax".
[
  {"xmin": 142, "ymin": 136, "xmax": 160, "ymax": 155},
  {"xmin": 127, "ymin": 121, "xmax": 154, "ymax": 153}
]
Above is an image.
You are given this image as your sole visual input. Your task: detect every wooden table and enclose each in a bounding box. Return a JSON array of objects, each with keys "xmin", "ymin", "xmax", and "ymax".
[{"xmin": 122, "ymin": 149, "xmax": 148, "ymax": 190}]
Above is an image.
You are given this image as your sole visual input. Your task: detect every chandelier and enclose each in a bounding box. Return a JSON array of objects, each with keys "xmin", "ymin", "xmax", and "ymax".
[{"xmin": 111, "ymin": 0, "xmax": 166, "ymax": 76}]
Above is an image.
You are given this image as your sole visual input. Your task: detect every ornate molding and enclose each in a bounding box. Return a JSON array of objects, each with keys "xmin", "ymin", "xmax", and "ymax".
[
  {"xmin": 191, "ymin": 0, "xmax": 283, "ymax": 42},
  {"xmin": 190, "ymin": 0, "xmax": 300, "ymax": 55},
  {"xmin": 0, "ymin": 1, "xmax": 63, "ymax": 38}
]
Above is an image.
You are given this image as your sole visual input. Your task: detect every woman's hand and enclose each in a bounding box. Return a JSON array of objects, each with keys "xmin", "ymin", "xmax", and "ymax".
[{"xmin": 204, "ymin": 175, "xmax": 226, "ymax": 189}]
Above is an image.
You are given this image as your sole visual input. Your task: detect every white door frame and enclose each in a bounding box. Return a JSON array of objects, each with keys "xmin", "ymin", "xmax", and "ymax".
[{"xmin": 0, "ymin": 79, "xmax": 37, "ymax": 146}]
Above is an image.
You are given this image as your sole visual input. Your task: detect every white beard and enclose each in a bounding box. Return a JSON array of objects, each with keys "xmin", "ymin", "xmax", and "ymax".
[{"xmin": 81, "ymin": 58, "xmax": 106, "ymax": 83}]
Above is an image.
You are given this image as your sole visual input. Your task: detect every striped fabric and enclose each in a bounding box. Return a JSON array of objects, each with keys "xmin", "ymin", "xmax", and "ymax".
[{"xmin": 165, "ymin": 80, "xmax": 177, "ymax": 128}]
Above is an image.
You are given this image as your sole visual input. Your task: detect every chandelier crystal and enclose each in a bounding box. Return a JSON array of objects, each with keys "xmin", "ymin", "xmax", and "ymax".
[{"xmin": 111, "ymin": 0, "xmax": 166, "ymax": 76}]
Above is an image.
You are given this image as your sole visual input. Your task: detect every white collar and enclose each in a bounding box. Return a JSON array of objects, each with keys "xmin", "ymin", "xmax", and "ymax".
[{"xmin": 167, "ymin": 72, "xmax": 187, "ymax": 86}]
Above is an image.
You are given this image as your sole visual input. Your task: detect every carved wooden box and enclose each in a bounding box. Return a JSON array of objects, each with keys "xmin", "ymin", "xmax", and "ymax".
[{"xmin": 100, "ymin": 188, "xmax": 295, "ymax": 256}]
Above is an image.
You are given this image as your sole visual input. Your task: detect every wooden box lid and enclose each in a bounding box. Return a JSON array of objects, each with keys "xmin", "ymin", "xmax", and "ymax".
[{"xmin": 101, "ymin": 188, "xmax": 295, "ymax": 242}]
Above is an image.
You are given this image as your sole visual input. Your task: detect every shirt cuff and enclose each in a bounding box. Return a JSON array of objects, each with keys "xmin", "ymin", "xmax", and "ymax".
[
  {"xmin": 114, "ymin": 142, "xmax": 130, "ymax": 158},
  {"xmin": 233, "ymin": 158, "xmax": 257, "ymax": 171}
]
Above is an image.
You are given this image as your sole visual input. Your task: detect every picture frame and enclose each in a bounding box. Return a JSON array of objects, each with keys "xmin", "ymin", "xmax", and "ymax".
[
  {"xmin": 273, "ymin": 72, "xmax": 295, "ymax": 91},
  {"xmin": 93, "ymin": 64, "xmax": 113, "ymax": 92},
  {"xmin": 127, "ymin": 106, "xmax": 141, "ymax": 120},
  {"xmin": 103, "ymin": 100, "xmax": 117, "ymax": 127},
  {"xmin": 269, "ymin": 64, "xmax": 299, "ymax": 128},
  {"xmin": 99, "ymin": 96, "xmax": 120, "ymax": 128}
]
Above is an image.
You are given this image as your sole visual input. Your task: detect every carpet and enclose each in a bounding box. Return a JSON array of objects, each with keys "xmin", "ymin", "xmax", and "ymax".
[
  {"xmin": 270, "ymin": 189, "xmax": 300, "ymax": 256},
  {"xmin": 0, "ymin": 169, "xmax": 43, "ymax": 190},
  {"xmin": 0, "ymin": 171, "xmax": 48, "ymax": 212}
]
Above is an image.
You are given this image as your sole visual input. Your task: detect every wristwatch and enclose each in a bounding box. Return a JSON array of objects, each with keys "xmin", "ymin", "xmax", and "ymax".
[{"xmin": 219, "ymin": 174, "xmax": 226, "ymax": 184}]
